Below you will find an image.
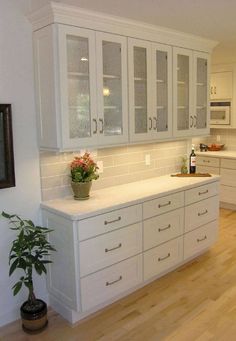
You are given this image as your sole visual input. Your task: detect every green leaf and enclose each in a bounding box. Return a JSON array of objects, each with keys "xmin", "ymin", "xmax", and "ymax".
[
  {"xmin": 9, "ymin": 258, "xmax": 19, "ymax": 276},
  {"xmin": 12, "ymin": 281, "xmax": 22, "ymax": 296}
]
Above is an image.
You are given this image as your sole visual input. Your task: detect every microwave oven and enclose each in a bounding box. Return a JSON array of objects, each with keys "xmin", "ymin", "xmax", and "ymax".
[{"xmin": 210, "ymin": 101, "xmax": 231, "ymax": 125}]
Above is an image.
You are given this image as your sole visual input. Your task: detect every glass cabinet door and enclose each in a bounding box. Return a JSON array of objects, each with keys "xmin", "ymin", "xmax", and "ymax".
[
  {"xmin": 152, "ymin": 44, "xmax": 172, "ymax": 138},
  {"xmin": 96, "ymin": 32, "xmax": 128, "ymax": 145},
  {"xmin": 128, "ymin": 39, "xmax": 152, "ymax": 141},
  {"xmin": 173, "ymin": 47, "xmax": 193, "ymax": 137},
  {"xmin": 194, "ymin": 52, "xmax": 209, "ymax": 133},
  {"xmin": 59, "ymin": 26, "xmax": 97, "ymax": 148}
]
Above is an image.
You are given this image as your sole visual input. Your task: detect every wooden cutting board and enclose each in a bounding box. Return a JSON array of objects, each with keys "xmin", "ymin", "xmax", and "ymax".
[{"xmin": 171, "ymin": 173, "xmax": 212, "ymax": 177}]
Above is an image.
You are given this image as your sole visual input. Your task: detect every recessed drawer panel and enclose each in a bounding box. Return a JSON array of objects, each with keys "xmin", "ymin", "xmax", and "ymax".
[
  {"xmin": 144, "ymin": 208, "xmax": 184, "ymax": 251},
  {"xmin": 78, "ymin": 204, "xmax": 142, "ymax": 241},
  {"xmin": 185, "ymin": 181, "xmax": 219, "ymax": 205},
  {"xmin": 196, "ymin": 156, "xmax": 220, "ymax": 167},
  {"xmin": 220, "ymin": 168, "xmax": 236, "ymax": 186},
  {"xmin": 143, "ymin": 237, "xmax": 183, "ymax": 281},
  {"xmin": 184, "ymin": 220, "xmax": 218, "ymax": 260},
  {"xmin": 221, "ymin": 158, "xmax": 236, "ymax": 170},
  {"xmin": 143, "ymin": 192, "xmax": 184, "ymax": 220},
  {"xmin": 79, "ymin": 222, "xmax": 142, "ymax": 277},
  {"xmin": 81, "ymin": 254, "xmax": 142, "ymax": 311},
  {"xmin": 196, "ymin": 165, "xmax": 220, "ymax": 175},
  {"xmin": 185, "ymin": 196, "xmax": 219, "ymax": 233}
]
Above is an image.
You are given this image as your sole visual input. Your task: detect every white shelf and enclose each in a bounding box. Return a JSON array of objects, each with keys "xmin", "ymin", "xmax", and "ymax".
[
  {"xmin": 156, "ymin": 106, "xmax": 165, "ymax": 110},
  {"xmin": 135, "ymin": 106, "xmax": 146, "ymax": 110},
  {"xmin": 104, "ymin": 106, "xmax": 118, "ymax": 110},
  {"xmin": 156, "ymin": 79, "xmax": 166, "ymax": 84},
  {"xmin": 134, "ymin": 77, "xmax": 147, "ymax": 81},
  {"xmin": 68, "ymin": 72, "xmax": 89, "ymax": 78},
  {"xmin": 177, "ymin": 81, "xmax": 186, "ymax": 85},
  {"xmin": 197, "ymin": 82, "xmax": 206, "ymax": 86},
  {"xmin": 103, "ymin": 74, "xmax": 120, "ymax": 79}
]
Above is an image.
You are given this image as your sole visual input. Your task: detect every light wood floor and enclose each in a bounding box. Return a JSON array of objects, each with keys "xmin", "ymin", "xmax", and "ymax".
[{"xmin": 1, "ymin": 208, "xmax": 236, "ymax": 341}]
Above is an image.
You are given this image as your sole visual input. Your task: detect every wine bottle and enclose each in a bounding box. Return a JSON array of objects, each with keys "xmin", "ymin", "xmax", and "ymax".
[{"xmin": 189, "ymin": 145, "xmax": 196, "ymax": 174}]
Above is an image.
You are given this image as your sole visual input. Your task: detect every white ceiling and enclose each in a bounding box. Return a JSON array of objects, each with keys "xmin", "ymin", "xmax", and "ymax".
[{"xmin": 30, "ymin": 0, "xmax": 236, "ymax": 64}]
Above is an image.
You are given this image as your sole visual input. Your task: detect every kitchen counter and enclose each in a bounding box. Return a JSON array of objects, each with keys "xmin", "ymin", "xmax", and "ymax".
[
  {"xmin": 196, "ymin": 150, "xmax": 236, "ymax": 159},
  {"xmin": 41, "ymin": 174, "xmax": 220, "ymax": 220}
]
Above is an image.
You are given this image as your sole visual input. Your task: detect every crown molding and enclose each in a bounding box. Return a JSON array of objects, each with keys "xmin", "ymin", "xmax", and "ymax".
[{"xmin": 28, "ymin": 1, "xmax": 218, "ymax": 52}]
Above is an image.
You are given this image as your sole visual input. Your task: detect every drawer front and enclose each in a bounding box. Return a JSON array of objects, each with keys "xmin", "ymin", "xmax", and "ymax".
[
  {"xmin": 196, "ymin": 165, "xmax": 220, "ymax": 175},
  {"xmin": 184, "ymin": 220, "xmax": 218, "ymax": 260},
  {"xmin": 185, "ymin": 196, "xmax": 219, "ymax": 233},
  {"xmin": 220, "ymin": 168, "xmax": 236, "ymax": 186},
  {"xmin": 143, "ymin": 237, "xmax": 183, "ymax": 281},
  {"xmin": 144, "ymin": 208, "xmax": 184, "ymax": 251},
  {"xmin": 143, "ymin": 192, "xmax": 184, "ymax": 220},
  {"xmin": 185, "ymin": 181, "xmax": 219, "ymax": 205},
  {"xmin": 220, "ymin": 185, "xmax": 236, "ymax": 205},
  {"xmin": 196, "ymin": 156, "xmax": 220, "ymax": 167},
  {"xmin": 81, "ymin": 254, "xmax": 142, "ymax": 311},
  {"xmin": 221, "ymin": 158, "xmax": 236, "ymax": 170},
  {"xmin": 79, "ymin": 222, "xmax": 142, "ymax": 277},
  {"xmin": 78, "ymin": 204, "xmax": 142, "ymax": 241}
]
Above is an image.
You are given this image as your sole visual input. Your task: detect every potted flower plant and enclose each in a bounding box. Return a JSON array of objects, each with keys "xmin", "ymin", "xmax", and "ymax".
[
  {"xmin": 1, "ymin": 211, "xmax": 56, "ymax": 333},
  {"xmin": 70, "ymin": 152, "xmax": 99, "ymax": 200}
]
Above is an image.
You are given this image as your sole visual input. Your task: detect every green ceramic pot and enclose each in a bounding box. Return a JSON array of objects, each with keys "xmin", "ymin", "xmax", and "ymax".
[{"xmin": 71, "ymin": 181, "xmax": 92, "ymax": 200}]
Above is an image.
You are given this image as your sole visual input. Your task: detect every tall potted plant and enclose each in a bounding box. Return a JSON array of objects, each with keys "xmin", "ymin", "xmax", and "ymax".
[{"xmin": 1, "ymin": 211, "xmax": 56, "ymax": 333}]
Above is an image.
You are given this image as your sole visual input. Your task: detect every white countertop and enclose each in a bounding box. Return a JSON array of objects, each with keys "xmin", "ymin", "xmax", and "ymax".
[
  {"xmin": 196, "ymin": 150, "xmax": 236, "ymax": 159},
  {"xmin": 41, "ymin": 174, "xmax": 220, "ymax": 220}
]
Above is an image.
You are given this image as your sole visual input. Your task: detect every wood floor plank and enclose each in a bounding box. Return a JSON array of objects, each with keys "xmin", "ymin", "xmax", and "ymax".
[{"xmin": 1, "ymin": 208, "xmax": 236, "ymax": 340}]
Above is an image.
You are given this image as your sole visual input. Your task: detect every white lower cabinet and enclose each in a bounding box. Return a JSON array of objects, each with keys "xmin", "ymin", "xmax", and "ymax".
[
  {"xmin": 81, "ymin": 254, "xmax": 142, "ymax": 311},
  {"xmin": 42, "ymin": 178, "xmax": 219, "ymax": 323}
]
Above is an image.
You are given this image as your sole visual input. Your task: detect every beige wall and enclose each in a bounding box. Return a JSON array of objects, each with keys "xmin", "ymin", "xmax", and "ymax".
[{"xmin": 40, "ymin": 140, "xmax": 188, "ymax": 201}]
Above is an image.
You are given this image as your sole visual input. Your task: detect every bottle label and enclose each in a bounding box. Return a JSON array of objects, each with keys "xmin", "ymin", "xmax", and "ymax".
[{"xmin": 190, "ymin": 156, "xmax": 196, "ymax": 166}]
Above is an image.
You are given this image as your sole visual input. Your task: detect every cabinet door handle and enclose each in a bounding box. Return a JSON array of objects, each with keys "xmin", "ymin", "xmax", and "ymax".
[
  {"xmin": 214, "ymin": 86, "xmax": 216, "ymax": 94},
  {"xmin": 198, "ymin": 189, "xmax": 208, "ymax": 196},
  {"xmin": 153, "ymin": 117, "xmax": 157, "ymax": 130},
  {"xmin": 158, "ymin": 224, "xmax": 171, "ymax": 232},
  {"xmin": 210, "ymin": 86, "xmax": 213, "ymax": 95},
  {"xmin": 194, "ymin": 115, "xmax": 197, "ymax": 128},
  {"xmin": 198, "ymin": 209, "xmax": 208, "ymax": 216},
  {"xmin": 158, "ymin": 253, "xmax": 170, "ymax": 261},
  {"xmin": 148, "ymin": 117, "xmax": 152, "ymax": 130},
  {"xmin": 203, "ymin": 160, "xmax": 210, "ymax": 163},
  {"xmin": 93, "ymin": 118, "xmax": 98, "ymax": 134},
  {"xmin": 197, "ymin": 235, "xmax": 207, "ymax": 242},
  {"xmin": 105, "ymin": 243, "xmax": 122, "ymax": 253},
  {"xmin": 158, "ymin": 201, "xmax": 171, "ymax": 208},
  {"xmin": 106, "ymin": 275, "xmax": 122, "ymax": 286},
  {"xmin": 99, "ymin": 118, "xmax": 104, "ymax": 134},
  {"xmin": 104, "ymin": 216, "xmax": 121, "ymax": 225},
  {"xmin": 190, "ymin": 115, "xmax": 194, "ymax": 128}
]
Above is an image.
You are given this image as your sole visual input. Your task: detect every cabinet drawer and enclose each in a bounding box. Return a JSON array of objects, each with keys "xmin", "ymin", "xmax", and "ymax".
[
  {"xmin": 143, "ymin": 237, "xmax": 183, "ymax": 281},
  {"xmin": 143, "ymin": 192, "xmax": 184, "ymax": 220},
  {"xmin": 79, "ymin": 223, "xmax": 142, "ymax": 277},
  {"xmin": 78, "ymin": 204, "xmax": 142, "ymax": 241},
  {"xmin": 185, "ymin": 196, "xmax": 219, "ymax": 233},
  {"xmin": 220, "ymin": 185, "xmax": 236, "ymax": 205},
  {"xmin": 144, "ymin": 208, "xmax": 184, "ymax": 251},
  {"xmin": 184, "ymin": 221, "xmax": 218, "ymax": 260},
  {"xmin": 196, "ymin": 156, "xmax": 220, "ymax": 167},
  {"xmin": 185, "ymin": 181, "xmax": 219, "ymax": 205},
  {"xmin": 81, "ymin": 254, "xmax": 142, "ymax": 311},
  {"xmin": 221, "ymin": 158, "xmax": 236, "ymax": 170},
  {"xmin": 220, "ymin": 168, "xmax": 236, "ymax": 186},
  {"xmin": 196, "ymin": 165, "xmax": 220, "ymax": 175}
]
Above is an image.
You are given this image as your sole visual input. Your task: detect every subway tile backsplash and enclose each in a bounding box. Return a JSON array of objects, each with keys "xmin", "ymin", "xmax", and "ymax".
[{"xmin": 40, "ymin": 141, "xmax": 188, "ymax": 201}]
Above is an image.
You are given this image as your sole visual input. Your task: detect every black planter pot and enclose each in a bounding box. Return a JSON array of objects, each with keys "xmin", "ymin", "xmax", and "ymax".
[{"xmin": 20, "ymin": 299, "xmax": 48, "ymax": 333}]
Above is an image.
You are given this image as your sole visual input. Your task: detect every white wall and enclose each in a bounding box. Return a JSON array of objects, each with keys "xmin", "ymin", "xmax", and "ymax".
[{"xmin": 0, "ymin": 0, "xmax": 47, "ymax": 327}]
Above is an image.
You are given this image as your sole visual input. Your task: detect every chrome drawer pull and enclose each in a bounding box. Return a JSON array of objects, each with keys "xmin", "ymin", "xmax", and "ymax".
[
  {"xmin": 158, "ymin": 201, "xmax": 171, "ymax": 208},
  {"xmin": 105, "ymin": 243, "xmax": 122, "ymax": 253},
  {"xmin": 158, "ymin": 253, "xmax": 170, "ymax": 261},
  {"xmin": 158, "ymin": 224, "xmax": 171, "ymax": 232},
  {"xmin": 203, "ymin": 160, "xmax": 210, "ymax": 163},
  {"xmin": 106, "ymin": 275, "xmax": 122, "ymax": 286},
  {"xmin": 104, "ymin": 216, "xmax": 121, "ymax": 225},
  {"xmin": 198, "ymin": 189, "xmax": 208, "ymax": 196},
  {"xmin": 198, "ymin": 209, "xmax": 208, "ymax": 216},
  {"xmin": 197, "ymin": 235, "xmax": 207, "ymax": 242}
]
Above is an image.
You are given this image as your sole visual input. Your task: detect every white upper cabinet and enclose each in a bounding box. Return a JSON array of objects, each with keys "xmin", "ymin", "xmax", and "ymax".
[
  {"xmin": 128, "ymin": 39, "xmax": 172, "ymax": 142},
  {"xmin": 173, "ymin": 48, "xmax": 209, "ymax": 137},
  {"xmin": 210, "ymin": 71, "xmax": 233, "ymax": 100},
  {"xmin": 34, "ymin": 24, "xmax": 128, "ymax": 151}
]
